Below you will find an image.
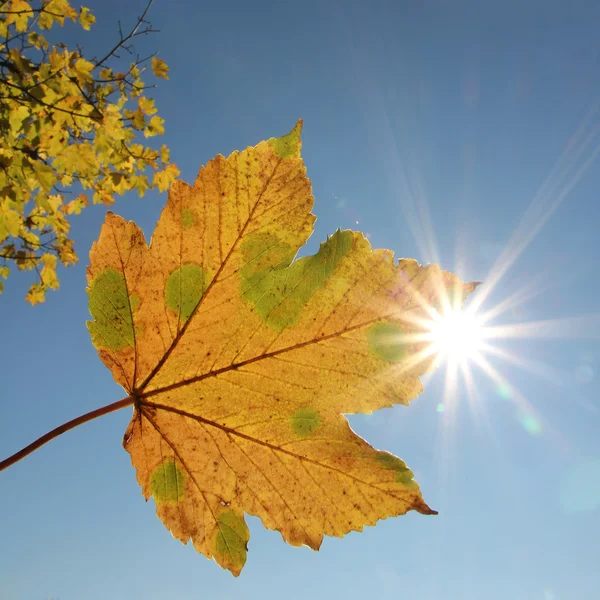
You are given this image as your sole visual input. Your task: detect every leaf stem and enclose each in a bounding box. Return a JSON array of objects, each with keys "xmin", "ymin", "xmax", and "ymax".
[{"xmin": 0, "ymin": 395, "xmax": 134, "ymax": 472}]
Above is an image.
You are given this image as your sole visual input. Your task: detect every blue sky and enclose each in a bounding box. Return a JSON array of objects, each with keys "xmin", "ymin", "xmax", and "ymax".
[{"xmin": 1, "ymin": 1, "xmax": 600, "ymax": 598}]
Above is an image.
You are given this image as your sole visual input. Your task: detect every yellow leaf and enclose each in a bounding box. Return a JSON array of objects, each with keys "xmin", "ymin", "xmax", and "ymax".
[
  {"xmin": 130, "ymin": 174, "xmax": 149, "ymax": 197},
  {"xmin": 47, "ymin": 194, "xmax": 63, "ymax": 212},
  {"xmin": 19, "ymin": 228, "xmax": 39, "ymax": 245},
  {"xmin": 87, "ymin": 122, "xmax": 478, "ymax": 576},
  {"xmin": 73, "ymin": 58, "xmax": 94, "ymax": 83},
  {"xmin": 8, "ymin": 0, "xmax": 33, "ymax": 32},
  {"xmin": 152, "ymin": 163, "xmax": 179, "ymax": 192},
  {"xmin": 101, "ymin": 107, "xmax": 126, "ymax": 140},
  {"xmin": 28, "ymin": 31, "xmax": 49, "ymax": 50},
  {"xmin": 57, "ymin": 238, "xmax": 77, "ymax": 265},
  {"xmin": 9, "ymin": 106, "xmax": 30, "ymax": 134},
  {"xmin": 48, "ymin": 48, "xmax": 66, "ymax": 70},
  {"xmin": 0, "ymin": 207, "xmax": 23, "ymax": 238},
  {"xmin": 33, "ymin": 163, "xmax": 57, "ymax": 192},
  {"xmin": 144, "ymin": 115, "xmax": 164, "ymax": 138},
  {"xmin": 79, "ymin": 6, "xmax": 95, "ymax": 30},
  {"xmin": 130, "ymin": 109, "xmax": 146, "ymax": 130},
  {"xmin": 39, "ymin": 253, "xmax": 59, "ymax": 289},
  {"xmin": 138, "ymin": 96, "xmax": 157, "ymax": 116},
  {"xmin": 109, "ymin": 171, "xmax": 129, "ymax": 194},
  {"xmin": 159, "ymin": 144, "xmax": 170, "ymax": 164},
  {"xmin": 26, "ymin": 283, "xmax": 46, "ymax": 305},
  {"xmin": 151, "ymin": 56, "xmax": 169, "ymax": 80},
  {"xmin": 92, "ymin": 190, "xmax": 114, "ymax": 206},
  {"xmin": 64, "ymin": 194, "xmax": 88, "ymax": 215},
  {"xmin": 9, "ymin": 47, "xmax": 32, "ymax": 73}
]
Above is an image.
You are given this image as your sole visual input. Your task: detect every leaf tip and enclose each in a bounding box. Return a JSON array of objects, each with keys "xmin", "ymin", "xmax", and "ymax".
[
  {"xmin": 415, "ymin": 498, "xmax": 438, "ymax": 516},
  {"xmin": 268, "ymin": 120, "xmax": 303, "ymax": 159}
]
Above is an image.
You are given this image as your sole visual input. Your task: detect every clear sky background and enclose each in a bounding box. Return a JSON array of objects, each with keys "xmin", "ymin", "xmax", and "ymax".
[{"xmin": 1, "ymin": 1, "xmax": 600, "ymax": 599}]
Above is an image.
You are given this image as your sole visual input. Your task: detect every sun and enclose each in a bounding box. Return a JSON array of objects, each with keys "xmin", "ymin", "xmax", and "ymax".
[{"xmin": 427, "ymin": 306, "xmax": 486, "ymax": 366}]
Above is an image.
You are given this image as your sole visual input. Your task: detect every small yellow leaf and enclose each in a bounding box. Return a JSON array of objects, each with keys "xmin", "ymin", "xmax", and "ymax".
[
  {"xmin": 8, "ymin": 0, "xmax": 33, "ymax": 32},
  {"xmin": 152, "ymin": 163, "xmax": 179, "ymax": 192},
  {"xmin": 9, "ymin": 106, "xmax": 30, "ymax": 134},
  {"xmin": 130, "ymin": 174, "xmax": 149, "ymax": 197},
  {"xmin": 28, "ymin": 31, "xmax": 49, "ymax": 49},
  {"xmin": 64, "ymin": 194, "xmax": 89, "ymax": 215},
  {"xmin": 159, "ymin": 144, "xmax": 170, "ymax": 164},
  {"xmin": 109, "ymin": 172, "xmax": 129, "ymax": 194},
  {"xmin": 138, "ymin": 96, "xmax": 157, "ymax": 116},
  {"xmin": 74, "ymin": 58, "xmax": 94, "ymax": 83},
  {"xmin": 151, "ymin": 57, "xmax": 169, "ymax": 80},
  {"xmin": 79, "ymin": 6, "xmax": 95, "ymax": 30},
  {"xmin": 57, "ymin": 239, "xmax": 77, "ymax": 265},
  {"xmin": 33, "ymin": 163, "xmax": 57, "ymax": 192},
  {"xmin": 40, "ymin": 253, "xmax": 59, "ymax": 290},
  {"xmin": 0, "ymin": 208, "xmax": 23, "ymax": 238},
  {"xmin": 26, "ymin": 283, "xmax": 46, "ymax": 305},
  {"xmin": 144, "ymin": 115, "xmax": 165, "ymax": 138},
  {"xmin": 130, "ymin": 109, "xmax": 146, "ymax": 130}
]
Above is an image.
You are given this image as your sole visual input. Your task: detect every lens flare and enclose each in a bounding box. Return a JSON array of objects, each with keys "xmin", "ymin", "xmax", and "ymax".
[{"xmin": 427, "ymin": 308, "xmax": 486, "ymax": 366}]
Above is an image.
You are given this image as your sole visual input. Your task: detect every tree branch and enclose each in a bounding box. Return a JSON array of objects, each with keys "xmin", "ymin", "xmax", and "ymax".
[{"xmin": 94, "ymin": 0, "xmax": 157, "ymax": 68}]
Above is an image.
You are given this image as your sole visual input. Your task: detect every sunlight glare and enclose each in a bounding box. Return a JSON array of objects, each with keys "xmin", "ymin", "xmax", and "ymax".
[{"xmin": 428, "ymin": 308, "xmax": 485, "ymax": 366}]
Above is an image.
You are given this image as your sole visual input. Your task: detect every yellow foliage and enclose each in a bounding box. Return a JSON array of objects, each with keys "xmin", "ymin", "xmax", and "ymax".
[{"xmin": 0, "ymin": 0, "xmax": 178, "ymax": 303}]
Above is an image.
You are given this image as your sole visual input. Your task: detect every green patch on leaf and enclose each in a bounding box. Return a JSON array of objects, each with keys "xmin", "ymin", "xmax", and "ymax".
[
  {"xmin": 375, "ymin": 451, "xmax": 417, "ymax": 487},
  {"xmin": 165, "ymin": 263, "xmax": 206, "ymax": 324},
  {"xmin": 130, "ymin": 294, "xmax": 140, "ymax": 312},
  {"xmin": 367, "ymin": 321, "xmax": 410, "ymax": 363},
  {"xmin": 215, "ymin": 510, "xmax": 249, "ymax": 573},
  {"xmin": 240, "ymin": 231, "xmax": 296, "ymax": 275},
  {"xmin": 291, "ymin": 408, "xmax": 322, "ymax": 438},
  {"xmin": 241, "ymin": 229, "xmax": 353, "ymax": 330},
  {"xmin": 267, "ymin": 120, "xmax": 302, "ymax": 159},
  {"xmin": 150, "ymin": 458, "xmax": 186, "ymax": 503},
  {"xmin": 87, "ymin": 268, "xmax": 136, "ymax": 350},
  {"xmin": 181, "ymin": 208, "xmax": 195, "ymax": 229}
]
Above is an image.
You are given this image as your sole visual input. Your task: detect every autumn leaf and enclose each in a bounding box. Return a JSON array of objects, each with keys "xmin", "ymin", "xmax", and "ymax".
[
  {"xmin": 86, "ymin": 122, "xmax": 477, "ymax": 576},
  {"xmin": 73, "ymin": 58, "xmax": 94, "ymax": 83},
  {"xmin": 144, "ymin": 114, "xmax": 165, "ymax": 137},
  {"xmin": 151, "ymin": 56, "xmax": 169, "ymax": 79},
  {"xmin": 138, "ymin": 96, "xmax": 157, "ymax": 116},
  {"xmin": 7, "ymin": 0, "xmax": 32, "ymax": 32},
  {"xmin": 152, "ymin": 163, "xmax": 180, "ymax": 192},
  {"xmin": 79, "ymin": 7, "xmax": 95, "ymax": 30}
]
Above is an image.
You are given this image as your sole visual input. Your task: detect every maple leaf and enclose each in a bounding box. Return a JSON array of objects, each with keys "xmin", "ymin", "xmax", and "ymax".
[
  {"xmin": 151, "ymin": 56, "xmax": 169, "ymax": 80},
  {"xmin": 86, "ymin": 122, "xmax": 477, "ymax": 576}
]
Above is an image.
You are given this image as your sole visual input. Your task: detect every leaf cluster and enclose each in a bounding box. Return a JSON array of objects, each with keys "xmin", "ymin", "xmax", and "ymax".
[{"xmin": 0, "ymin": 0, "xmax": 178, "ymax": 303}]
